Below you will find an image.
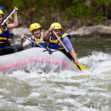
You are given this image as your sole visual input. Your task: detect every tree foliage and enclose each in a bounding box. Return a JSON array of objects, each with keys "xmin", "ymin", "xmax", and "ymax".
[
  {"xmin": 0, "ymin": 0, "xmax": 111, "ymax": 27},
  {"xmin": 66, "ymin": 0, "xmax": 111, "ymax": 21}
]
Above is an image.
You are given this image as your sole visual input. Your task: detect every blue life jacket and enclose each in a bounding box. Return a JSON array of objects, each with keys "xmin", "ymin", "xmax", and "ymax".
[
  {"xmin": 48, "ymin": 32, "xmax": 71, "ymax": 50},
  {"xmin": 31, "ymin": 35, "xmax": 47, "ymax": 48},
  {"xmin": 0, "ymin": 24, "xmax": 10, "ymax": 46}
]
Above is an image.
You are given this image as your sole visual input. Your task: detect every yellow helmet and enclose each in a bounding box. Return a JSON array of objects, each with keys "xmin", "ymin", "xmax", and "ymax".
[
  {"xmin": 0, "ymin": 10, "xmax": 4, "ymax": 15},
  {"xmin": 30, "ymin": 23, "xmax": 42, "ymax": 32},
  {"xmin": 51, "ymin": 22, "xmax": 62, "ymax": 30}
]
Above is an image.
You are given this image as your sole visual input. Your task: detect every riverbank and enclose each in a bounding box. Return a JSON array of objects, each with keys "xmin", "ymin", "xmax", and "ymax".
[
  {"xmin": 12, "ymin": 24, "xmax": 111, "ymax": 37},
  {"xmin": 68, "ymin": 25, "xmax": 111, "ymax": 37}
]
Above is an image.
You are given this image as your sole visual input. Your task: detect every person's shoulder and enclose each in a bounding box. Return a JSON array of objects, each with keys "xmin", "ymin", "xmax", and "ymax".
[
  {"xmin": 62, "ymin": 32, "xmax": 69, "ymax": 37},
  {"xmin": 62, "ymin": 32, "xmax": 71, "ymax": 40}
]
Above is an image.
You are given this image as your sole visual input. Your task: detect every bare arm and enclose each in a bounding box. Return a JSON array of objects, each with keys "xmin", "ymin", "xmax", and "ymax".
[
  {"xmin": 43, "ymin": 30, "xmax": 50, "ymax": 40},
  {"xmin": 43, "ymin": 27, "xmax": 54, "ymax": 40},
  {"xmin": 70, "ymin": 50, "xmax": 79, "ymax": 65},
  {"xmin": 7, "ymin": 7, "xmax": 18, "ymax": 29}
]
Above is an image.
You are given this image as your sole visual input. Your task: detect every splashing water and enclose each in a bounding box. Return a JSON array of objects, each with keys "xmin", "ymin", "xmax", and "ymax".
[{"xmin": 0, "ymin": 51, "xmax": 111, "ymax": 111}]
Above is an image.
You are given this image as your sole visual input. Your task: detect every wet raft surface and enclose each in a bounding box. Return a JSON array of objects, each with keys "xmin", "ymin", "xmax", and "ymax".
[{"xmin": 0, "ymin": 47, "xmax": 76, "ymax": 73}]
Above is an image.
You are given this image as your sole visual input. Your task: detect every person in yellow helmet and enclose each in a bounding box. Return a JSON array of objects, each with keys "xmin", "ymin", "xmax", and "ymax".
[
  {"xmin": 0, "ymin": 7, "xmax": 23, "ymax": 56},
  {"xmin": 0, "ymin": 7, "xmax": 18, "ymax": 45},
  {"xmin": 43, "ymin": 22, "xmax": 79, "ymax": 65},
  {"xmin": 20, "ymin": 23, "xmax": 47, "ymax": 48}
]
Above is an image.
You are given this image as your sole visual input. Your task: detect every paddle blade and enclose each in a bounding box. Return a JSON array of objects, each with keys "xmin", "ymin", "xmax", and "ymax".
[{"xmin": 75, "ymin": 63, "xmax": 87, "ymax": 70}]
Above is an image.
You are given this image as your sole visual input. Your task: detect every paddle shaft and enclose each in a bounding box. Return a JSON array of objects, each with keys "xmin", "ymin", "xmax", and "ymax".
[
  {"xmin": 53, "ymin": 31, "xmax": 81, "ymax": 70},
  {"xmin": 1, "ymin": 9, "xmax": 16, "ymax": 25},
  {"xmin": 25, "ymin": 37, "xmax": 53, "ymax": 54},
  {"xmin": 25, "ymin": 37, "xmax": 44, "ymax": 48},
  {"xmin": 53, "ymin": 31, "xmax": 69, "ymax": 53},
  {"xmin": 76, "ymin": 65, "xmax": 81, "ymax": 70}
]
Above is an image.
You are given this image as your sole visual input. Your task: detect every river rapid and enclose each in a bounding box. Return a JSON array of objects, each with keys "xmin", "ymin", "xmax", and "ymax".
[{"xmin": 0, "ymin": 36, "xmax": 111, "ymax": 111}]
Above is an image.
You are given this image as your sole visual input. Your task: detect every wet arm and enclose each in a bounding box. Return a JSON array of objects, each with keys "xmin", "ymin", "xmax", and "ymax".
[
  {"xmin": 43, "ymin": 27, "xmax": 54, "ymax": 40},
  {"xmin": 43, "ymin": 30, "xmax": 50, "ymax": 40},
  {"xmin": 70, "ymin": 50, "xmax": 78, "ymax": 65},
  {"xmin": 7, "ymin": 8, "xmax": 18, "ymax": 29},
  {"xmin": 63, "ymin": 37, "xmax": 79, "ymax": 64}
]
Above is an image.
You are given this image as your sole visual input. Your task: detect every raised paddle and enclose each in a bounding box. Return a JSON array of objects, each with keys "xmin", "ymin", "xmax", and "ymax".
[
  {"xmin": 1, "ymin": 8, "xmax": 16, "ymax": 25},
  {"xmin": 53, "ymin": 31, "xmax": 87, "ymax": 70}
]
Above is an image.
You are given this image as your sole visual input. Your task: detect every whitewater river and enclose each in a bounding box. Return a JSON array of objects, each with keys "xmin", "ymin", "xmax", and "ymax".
[{"xmin": 0, "ymin": 36, "xmax": 111, "ymax": 111}]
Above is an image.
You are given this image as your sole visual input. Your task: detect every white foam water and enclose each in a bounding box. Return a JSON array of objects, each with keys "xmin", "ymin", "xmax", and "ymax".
[{"xmin": 0, "ymin": 51, "xmax": 111, "ymax": 111}]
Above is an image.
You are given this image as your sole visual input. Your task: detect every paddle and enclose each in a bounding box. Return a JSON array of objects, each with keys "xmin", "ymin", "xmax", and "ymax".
[
  {"xmin": 53, "ymin": 31, "xmax": 87, "ymax": 70},
  {"xmin": 1, "ymin": 8, "xmax": 16, "ymax": 25},
  {"xmin": 25, "ymin": 36, "xmax": 52, "ymax": 54}
]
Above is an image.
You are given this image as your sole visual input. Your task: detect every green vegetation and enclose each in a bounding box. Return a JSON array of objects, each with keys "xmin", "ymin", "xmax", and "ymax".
[
  {"xmin": 0, "ymin": 0, "xmax": 111, "ymax": 28},
  {"xmin": 66, "ymin": 0, "xmax": 111, "ymax": 22}
]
